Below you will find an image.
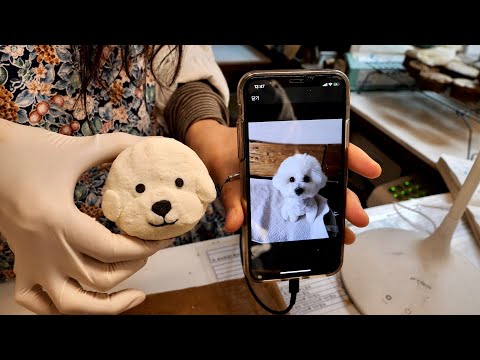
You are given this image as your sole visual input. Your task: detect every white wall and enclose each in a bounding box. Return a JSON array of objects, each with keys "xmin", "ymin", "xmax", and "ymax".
[{"xmin": 248, "ymin": 119, "xmax": 343, "ymax": 144}]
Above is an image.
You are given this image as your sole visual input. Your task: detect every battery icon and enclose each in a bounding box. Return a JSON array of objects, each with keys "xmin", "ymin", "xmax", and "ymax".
[{"xmin": 333, "ymin": 82, "xmax": 340, "ymax": 86}]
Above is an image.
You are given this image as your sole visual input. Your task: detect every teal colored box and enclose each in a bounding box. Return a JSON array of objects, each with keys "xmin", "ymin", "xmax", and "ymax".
[{"xmin": 346, "ymin": 52, "xmax": 415, "ymax": 92}]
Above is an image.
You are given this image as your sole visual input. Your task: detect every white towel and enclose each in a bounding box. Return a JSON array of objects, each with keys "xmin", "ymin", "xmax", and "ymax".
[{"xmin": 250, "ymin": 178, "xmax": 330, "ymax": 243}]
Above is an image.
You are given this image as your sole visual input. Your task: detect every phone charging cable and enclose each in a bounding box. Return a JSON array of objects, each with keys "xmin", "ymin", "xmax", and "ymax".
[{"xmin": 239, "ymin": 233, "xmax": 300, "ymax": 315}]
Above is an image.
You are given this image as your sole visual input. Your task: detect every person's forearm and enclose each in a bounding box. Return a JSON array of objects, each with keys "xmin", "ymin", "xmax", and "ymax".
[
  {"xmin": 185, "ymin": 119, "xmax": 227, "ymax": 184},
  {"xmin": 163, "ymin": 81, "xmax": 229, "ymax": 144}
]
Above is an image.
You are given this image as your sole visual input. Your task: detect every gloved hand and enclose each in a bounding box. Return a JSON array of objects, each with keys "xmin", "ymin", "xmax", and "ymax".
[{"xmin": 0, "ymin": 119, "xmax": 172, "ymax": 314}]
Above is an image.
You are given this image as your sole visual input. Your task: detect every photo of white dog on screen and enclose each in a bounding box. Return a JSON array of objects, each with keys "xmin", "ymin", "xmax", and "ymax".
[
  {"xmin": 248, "ymin": 118, "xmax": 342, "ymax": 243},
  {"xmin": 272, "ymin": 153, "xmax": 328, "ymax": 224}
]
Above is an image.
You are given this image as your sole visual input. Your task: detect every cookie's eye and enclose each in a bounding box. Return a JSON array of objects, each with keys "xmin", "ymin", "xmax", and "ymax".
[
  {"xmin": 135, "ymin": 184, "xmax": 145, "ymax": 193},
  {"xmin": 175, "ymin": 178, "xmax": 184, "ymax": 188},
  {"xmin": 303, "ymin": 175, "xmax": 311, "ymax": 183},
  {"xmin": 289, "ymin": 177, "xmax": 295, "ymax": 182}
]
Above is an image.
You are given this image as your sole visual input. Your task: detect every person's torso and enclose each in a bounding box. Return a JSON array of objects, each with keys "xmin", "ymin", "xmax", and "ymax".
[
  {"xmin": 1, "ymin": 45, "xmax": 160, "ymax": 136},
  {"xmin": 0, "ymin": 45, "xmax": 230, "ymax": 281}
]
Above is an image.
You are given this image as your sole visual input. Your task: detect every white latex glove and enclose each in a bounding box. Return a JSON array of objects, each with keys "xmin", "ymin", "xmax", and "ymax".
[{"xmin": 0, "ymin": 119, "xmax": 172, "ymax": 315}]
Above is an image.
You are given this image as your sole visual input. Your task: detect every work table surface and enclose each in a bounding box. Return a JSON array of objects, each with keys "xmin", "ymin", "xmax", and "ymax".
[{"xmin": 350, "ymin": 91, "xmax": 480, "ymax": 167}]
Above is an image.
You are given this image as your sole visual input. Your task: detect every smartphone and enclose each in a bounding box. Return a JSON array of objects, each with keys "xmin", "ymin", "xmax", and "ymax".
[{"xmin": 237, "ymin": 69, "xmax": 350, "ymax": 282}]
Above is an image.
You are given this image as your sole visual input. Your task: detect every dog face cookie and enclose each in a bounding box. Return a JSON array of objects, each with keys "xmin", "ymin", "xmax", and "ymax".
[{"xmin": 102, "ymin": 137, "xmax": 217, "ymax": 240}]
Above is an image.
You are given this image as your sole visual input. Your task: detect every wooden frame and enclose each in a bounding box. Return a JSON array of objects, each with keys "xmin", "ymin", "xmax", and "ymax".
[{"xmin": 249, "ymin": 141, "xmax": 326, "ymax": 178}]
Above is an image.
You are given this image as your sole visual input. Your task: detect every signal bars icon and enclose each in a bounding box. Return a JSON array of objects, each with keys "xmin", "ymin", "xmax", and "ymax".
[{"xmin": 323, "ymin": 83, "xmax": 333, "ymax": 87}]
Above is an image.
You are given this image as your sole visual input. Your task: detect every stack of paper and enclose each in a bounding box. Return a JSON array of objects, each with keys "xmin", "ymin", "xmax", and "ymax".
[{"xmin": 437, "ymin": 154, "xmax": 480, "ymax": 245}]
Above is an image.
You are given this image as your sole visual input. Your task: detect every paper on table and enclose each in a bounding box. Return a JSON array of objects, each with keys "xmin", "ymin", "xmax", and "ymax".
[{"xmin": 200, "ymin": 238, "xmax": 359, "ymax": 315}]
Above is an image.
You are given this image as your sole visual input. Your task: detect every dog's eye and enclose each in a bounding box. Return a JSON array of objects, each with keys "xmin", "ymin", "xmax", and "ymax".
[
  {"xmin": 289, "ymin": 177, "xmax": 295, "ymax": 183},
  {"xmin": 135, "ymin": 184, "xmax": 145, "ymax": 193},
  {"xmin": 175, "ymin": 178, "xmax": 184, "ymax": 188},
  {"xmin": 303, "ymin": 175, "xmax": 311, "ymax": 183}
]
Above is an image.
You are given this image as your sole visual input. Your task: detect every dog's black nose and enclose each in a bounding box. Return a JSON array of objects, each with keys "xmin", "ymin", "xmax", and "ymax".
[
  {"xmin": 152, "ymin": 200, "xmax": 172, "ymax": 217},
  {"xmin": 295, "ymin": 187, "xmax": 304, "ymax": 196}
]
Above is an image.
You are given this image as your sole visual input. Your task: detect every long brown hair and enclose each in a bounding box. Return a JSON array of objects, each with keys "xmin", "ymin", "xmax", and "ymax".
[{"xmin": 77, "ymin": 45, "xmax": 183, "ymax": 131}]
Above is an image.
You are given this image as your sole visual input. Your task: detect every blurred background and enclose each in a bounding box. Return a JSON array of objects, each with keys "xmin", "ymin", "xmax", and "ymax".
[{"xmin": 213, "ymin": 45, "xmax": 480, "ymax": 210}]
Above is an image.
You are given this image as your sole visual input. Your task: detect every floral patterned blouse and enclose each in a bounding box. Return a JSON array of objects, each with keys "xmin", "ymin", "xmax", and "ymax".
[{"xmin": 0, "ymin": 45, "xmax": 230, "ymax": 281}]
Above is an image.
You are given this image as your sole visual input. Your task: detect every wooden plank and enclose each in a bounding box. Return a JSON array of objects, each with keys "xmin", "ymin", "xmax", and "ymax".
[
  {"xmin": 249, "ymin": 142, "xmax": 344, "ymax": 178},
  {"xmin": 122, "ymin": 278, "xmax": 287, "ymax": 315},
  {"xmin": 323, "ymin": 144, "xmax": 343, "ymax": 178},
  {"xmin": 249, "ymin": 141, "xmax": 326, "ymax": 177}
]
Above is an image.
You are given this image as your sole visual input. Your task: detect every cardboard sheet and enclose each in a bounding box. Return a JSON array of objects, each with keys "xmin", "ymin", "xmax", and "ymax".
[{"xmin": 122, "ymin": 278, "xmax": 287, "ymax": 315}]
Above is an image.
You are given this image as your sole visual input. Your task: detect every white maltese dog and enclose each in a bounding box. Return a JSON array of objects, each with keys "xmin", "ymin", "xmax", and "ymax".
[{"xmin": 272, "ymin": 153, "xmax": 327, "ymax": 223}]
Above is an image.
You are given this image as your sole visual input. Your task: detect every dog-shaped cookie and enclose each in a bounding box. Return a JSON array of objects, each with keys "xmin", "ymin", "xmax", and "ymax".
[
  {"xmin": 102, "ymin": 137, "xmax": 217, "ymax": 240},
  {"xmin": 272, "ymin": 153, "xmax": 327, "ymax": 223}
]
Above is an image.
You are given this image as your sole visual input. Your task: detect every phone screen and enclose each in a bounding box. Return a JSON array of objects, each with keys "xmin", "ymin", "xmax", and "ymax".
[{"xmin": 239, "ymin": 71, "xmax": 349, "ymax": 281}]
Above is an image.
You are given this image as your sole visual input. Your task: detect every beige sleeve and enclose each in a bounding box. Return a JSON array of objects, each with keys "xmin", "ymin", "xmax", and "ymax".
[
  {"xmin": 163, "ymin": 81, "xmax": 229, "ymax": 143},
  {"xmin": 153, "ymin": 45, "xmax": 230, "ymax": 127}
]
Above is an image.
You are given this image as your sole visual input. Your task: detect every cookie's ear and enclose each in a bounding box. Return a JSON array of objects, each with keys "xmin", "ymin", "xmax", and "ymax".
[
  {"xmin": 102, "ymin": 189, "xmax": 123, "ymax": 222},
  {"xmin": 197, "ymin": 172, "xmax": 217, "ymax": 204}
]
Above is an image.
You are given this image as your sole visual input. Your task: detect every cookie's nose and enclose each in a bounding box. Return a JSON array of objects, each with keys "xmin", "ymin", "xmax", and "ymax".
[
  {"xmin": 152, "ymin": 200, "xmax": 172, "ymax": 217},
  {"xmin": 295, "ymin": 187, "xmax": 304, "ymax": 196}
]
